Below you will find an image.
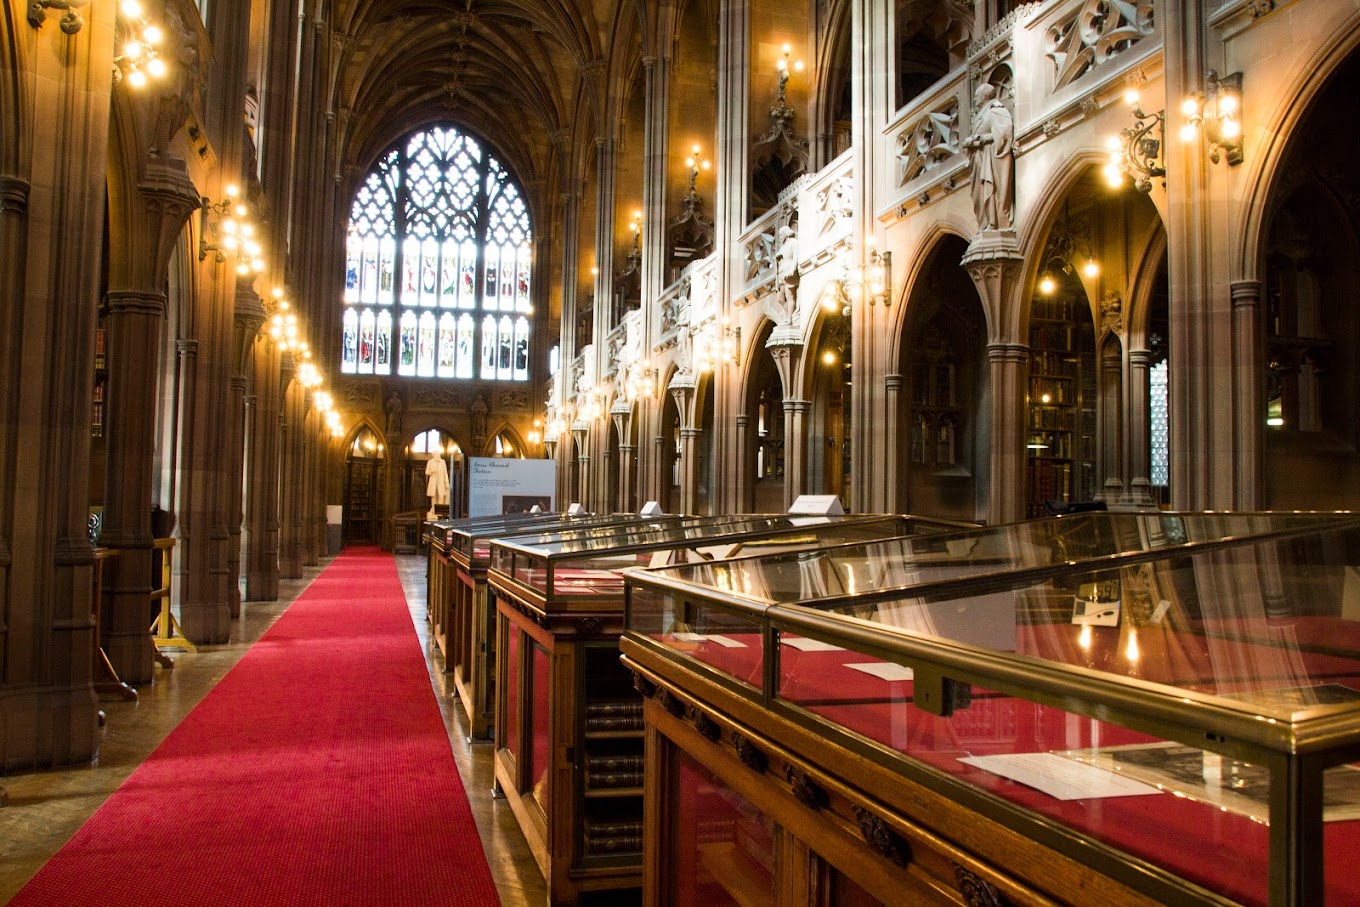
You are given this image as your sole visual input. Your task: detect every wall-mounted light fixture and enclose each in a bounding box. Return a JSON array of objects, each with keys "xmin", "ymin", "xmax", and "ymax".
[
  {"xmin": 624, "ymin": 360, "xmax": 657, "ymax": 402},
  {"xmin": 774, "ymin": 43, "xmax": 804, "ymax": 109},
  {"xmin": 113, "ymin": 0, "xmax": 167, "ymax": 88},
  {"xmin": 199, "ymin": 184, "xmax": 263, "ymax": 274},
  {"xmin": 830, "ymin": 241, "xmax": 892, "ymax": 314},
  {"xmin": 27, "ymin": 0, "xmax": 89, "ymax": 33},
  {"xmin": 1180, "ymin": 70, "xmax": 1243, "ymax": 166},
  {"xmin": 684, "ymin": 145, "xmax": 711, "ymax": 194},
  {"xmin": 1037, "ymin": 205, "xmax": 1099, "ymax": 296},
  {"xmin": 1105, "ymin": 89, "xmax": 1165, "ymax": 193}
]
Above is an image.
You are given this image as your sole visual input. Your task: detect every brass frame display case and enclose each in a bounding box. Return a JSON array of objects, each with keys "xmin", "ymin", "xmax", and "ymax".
[
  {"xmin": 621, "ymin": 512, "xmax": 1360, "ymax": 907},
  {"xmin": 488, "ymin": 514, "xmax": 966, "ymax": 905}
]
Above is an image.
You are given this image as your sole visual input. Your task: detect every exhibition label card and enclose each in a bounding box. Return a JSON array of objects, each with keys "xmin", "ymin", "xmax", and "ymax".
[
  {"xmin": 781, "ymin": 636, "xmax": 846, "ymax": 652},
  {"xmin": 670, "ymin": 632, "xmax": 746, "ymax": 648},
  {"xmin": 959, "ymin": 753, "xmax": 1162, "ymax": 801},
  {"xmin": 844, "ymin": 661, "xmax": 915, "ymax": 682}
]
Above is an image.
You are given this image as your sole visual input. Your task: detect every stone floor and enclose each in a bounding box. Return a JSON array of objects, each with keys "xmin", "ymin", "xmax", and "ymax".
[{"xmin": 0, "ymin": 553, "xmax": 546, "ymax": 906}]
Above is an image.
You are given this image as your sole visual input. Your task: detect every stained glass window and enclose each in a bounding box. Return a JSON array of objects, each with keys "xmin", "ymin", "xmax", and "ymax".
[
  {"xmin": 341, "ymin": 126, "xmax": 532, "ymax": 380},
  {"xmin": 1150, "ymin": 359, "xmax": 1169, "ymax": 489}
]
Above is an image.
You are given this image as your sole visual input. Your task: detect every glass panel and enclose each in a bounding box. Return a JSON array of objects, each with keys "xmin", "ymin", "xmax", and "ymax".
[
  {"xmin": 505, "ymin": 622, "xmax": 520, "ymax": 759},
  {"xmin": 341, "ymin": 308, "xmax": 358, "ymax": 373},
  {"xmin": 417, "ymin": 311, "xmax": 436, "ymax": 377},
  {"xmin": 498, "ymin": 315, "xmax": 513, "ymax": 379},
  {"xmin": 398, "ymin": 311, "xmax": 417, "ymax": 376},
  {"xmin": 361, "ymin": 235, "xmax": 379, "ymax": 304},
  {"xmin": 483, "ymin": 246, "xmax": 500, "ymax": 310},
  {"xmin": 643, "ymin": 597, "xmax": 764, "ymax": 689},
  {"xmin": 516, "ymin": 253, "xmax": 531, "ymax": 313},
  {"xmin": 1150, "ymin": 359, "xmax": 1169, "ymax": 488},
  {"xmin": 344, "ymin": 237, "xmax": 361, "ymax": 302},
  {"xmin": 645, "ymin": 512, "xmax": 1360, "ymax": 609},
  {"xmin": 402, "ymin": 237, "xmax": 420, "ymax": 305},
  {"xmin": 420, "ymin": 237, "xmax": 440, "ymax": 307},
  {"xmin": 440, "ymin": 238, "xmax": 459, "ymax": 307},
  {"xmin": 437, "ymin": 313, "xmax": 456, "ymax": 378},
  {"xmin": 375, "ymin": 310, "xmax": 392, "ymax": 375},
  {"xmin": 358, "ymin": 309, "xmax": 375, "ymax": 374},
  {"xmin": 514, "ymin": 316, "xmax": 529, "ymax": 381},
  {"xmin": 459, "ymin": 241, "xmax": 477, "ymax": 309},
  {"xmin": 674, "ymin": 752, "xmax": 774, "ymax": 907},
  {"xmin": 499, "ymin": 247, "xmax": 516, "ymax": 312},
  {"xmin": 481, "ymin": 314, "xmax": 497, "ymax": 377},
  {"xmin": 456, "ymin": 313, "xmax": 475, "ymax": 379},
  {"xmin": 378, "ymin": 236, "xmax": 396, "ymax": 303},
  {"xmin": 531, "ymin": 643, "xmax": 551, "ymax": 812}
]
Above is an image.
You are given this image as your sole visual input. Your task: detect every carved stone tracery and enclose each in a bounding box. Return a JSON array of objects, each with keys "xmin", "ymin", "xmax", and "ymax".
[{"xmin": 1046, "ymin": 1, "xmax": 1156, "ymax": 91}]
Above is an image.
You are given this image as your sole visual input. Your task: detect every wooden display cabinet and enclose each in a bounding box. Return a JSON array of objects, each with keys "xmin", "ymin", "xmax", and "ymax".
[
  {"xmin": 442, "ymin": 513, "xmax": 672, "ymax": 739},
  {"xmin": 488, "ymin": 514, "xmax": 939, "ymax": 905},
  {"xmin": 622, "ymin": 511, "xmax": 1360, "ymax": 907}
]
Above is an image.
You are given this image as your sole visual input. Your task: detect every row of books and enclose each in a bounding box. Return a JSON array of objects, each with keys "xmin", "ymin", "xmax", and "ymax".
[
  {"xmin": 585, "ymin": 699, "xmax": 643, "ymax": 732},
  {"xmin": 584, "ymin": 819, "xmax": 643, "ymax": 855}
]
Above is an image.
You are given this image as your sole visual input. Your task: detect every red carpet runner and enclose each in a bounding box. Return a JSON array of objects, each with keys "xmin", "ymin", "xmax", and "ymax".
[{"xmin": 11, "ymin": 547, "xmax": 500, "ymax": 907}]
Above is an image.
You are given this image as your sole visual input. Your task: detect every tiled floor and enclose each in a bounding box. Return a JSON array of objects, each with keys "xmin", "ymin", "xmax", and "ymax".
[{"xmin": 0, "ymin": 554, "xmax": 546, "ymax": 906}]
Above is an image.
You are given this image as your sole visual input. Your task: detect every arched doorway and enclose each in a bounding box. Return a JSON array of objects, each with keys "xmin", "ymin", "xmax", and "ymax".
[
  {"xmin": 807, "ymin": 307, "xmax": 851, "ymax": 507},
  {"xmin": 744, "ymin": 325, "xmax": 784, "ymax": 513},
  {"xmin": 343, "ymin": 427, "xmax": 386, "ymax": 544},
  {"xmin": 659, "ymin": 387, "xmax": 681, "ymax": 514},
  {"xmin": 405, "ymin": 427, "xmax": 462, "ymax": 518},
  {"xmin": 695, "ymin": 378, "xmax": 716, "ymax": 515},
  {"xmin": 1259, "ymin": 53, "xmax": 1360, "ymax": 507},
  {"xmin": 899, "ymin": 236, "xmax": 988, "ymax": 521}
]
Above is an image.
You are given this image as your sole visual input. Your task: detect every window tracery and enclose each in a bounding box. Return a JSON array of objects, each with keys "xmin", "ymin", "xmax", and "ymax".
[{"xmin": 342, "ymin": 126, "xmax": 532, "ymax": 382}]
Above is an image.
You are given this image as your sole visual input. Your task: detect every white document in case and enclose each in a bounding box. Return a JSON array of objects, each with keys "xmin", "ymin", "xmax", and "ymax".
[
  {"xmin": 781, "ymin": 636, "xmax": 845, "ymax": 652},
  {"xmin": 959, "ymin": 753, "xmax": 1162, "ymax": 801},
  {"xmin": 844, "ymin": 661, "xmax": 915, "ymax": 682},
  {"xmin": 670, "ymin": 632, "xmax": 746, "ymax": 648}
]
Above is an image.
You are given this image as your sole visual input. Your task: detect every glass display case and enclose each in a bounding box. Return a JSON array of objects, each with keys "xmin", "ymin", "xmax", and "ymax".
[
  {"xmin": 489, "ymin": 513, "xmax": 960, "ymax": 905},
  {"xmin": 621, "ymin": 512, "xmax": 1360, "ymax": 906},
  {"xmin": 435, "ymin": 512, "xmax": 668, "ymax": 739}
]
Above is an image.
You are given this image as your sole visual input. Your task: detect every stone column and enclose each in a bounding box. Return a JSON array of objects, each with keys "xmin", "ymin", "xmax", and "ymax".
[
  {"xmin": 884, "ymin": 373, "xmax": 903, "ymax": 510},
  {"xmin": 99, "ymin": 158, "xmax": 200, "ymax": 684},
  {"xmin": 986, "ymin": 343, "xmax": 1029, "ymax": 523},
  {"xmin": 782, "ymin": 400, "xmax": 810, "ymax": 509},
  {"xmin": 1231, "ymin": 279, "xmax": 1264, "ymax": 509},
  {"xmin": 963, "ymin": 235, "xmax": 1026, "ymax": 523},
  {"xmin": 244, "ymin": 342, "xmax": 281, "ymax": 600},
  {"xmin": 1125, "ymin": 348, "xmax": 1155, "ymax": 505},
  {"xmin": 1099, "ymin": 344, "xmax": 1125, "ymax": 502},
  {"xmin": 733, "ymin": 413, "xmax": 751, "ymax": 512}
]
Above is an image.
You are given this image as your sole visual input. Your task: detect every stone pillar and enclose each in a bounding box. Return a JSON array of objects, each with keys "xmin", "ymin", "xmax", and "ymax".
[
  {"xmin": 1231, "ymin": 279, "xmax": 1264, "ymax": 509},
  {"xmin": 1125, "ymin": 348, "xmax": 1155, "ymax": 505},
  {"xmin": 782, "ymin": 400, "xmax": 810, "ymax": 509},
  {"xmin": 884, "ymin": 373, "xmax": 903, "ymax": 510},
  {"xmin": 1099, "ymin": 344, "xmax": 1125, "ymax": 502},
  {"xmin": 217, "ymin": 286, "xmax": 263, "ymax": 623},
  {"xmin": 679, "ymin": 427, "xmax": 702, "ymax": 517},
  {"xmin": 0, "ymin": 4, "xmax": 113, "ymax": 768},
  {"xmin": 99, "ymin": 157, "xmax": 200, "ymax": 683},
  {"xmin": 244, "ymin": 342, "xmax": 281, "ymax": 600},
  {"xmin": 986, "ymin": 343, "xmax": 1029, "ymax": 523},
  {"xmin": 733, "ymin": 413, "xmax": 751, "ymax": 512},
  {"xmin": 963, "ymin": 234, "xmax": 1026, "ymax": 524}
]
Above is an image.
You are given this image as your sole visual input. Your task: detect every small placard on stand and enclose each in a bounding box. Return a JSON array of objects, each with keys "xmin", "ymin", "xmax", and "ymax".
[
  {"xmin": 638, "ymin": 501, "xmax": 665, "ymax": 516},
  {"xmin": 567, "ymin": 502, "xmax": 587, "ymax": 515},
  {"xmin": 788, "ymin": 495, "xmax": 844, "ymax": 516}
]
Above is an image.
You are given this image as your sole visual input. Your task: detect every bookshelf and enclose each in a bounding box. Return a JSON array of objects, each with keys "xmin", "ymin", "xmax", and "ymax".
[{"xmin": 1027, "ymin": 289, "xmax": 1096, "ymax": 516}]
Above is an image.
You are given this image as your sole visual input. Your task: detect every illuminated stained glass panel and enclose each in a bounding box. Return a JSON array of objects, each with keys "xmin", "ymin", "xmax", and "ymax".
[
  {"xmin": 1150, "ymin": 359, "xmax": 1169, "ymax": 489},
  {"xmin": 342, "ymin": 126, "xmax": 532, "ymax": 383},
  {"xmin": 341, "ymin": 309, "xmax": 358, "ymax": 373}
]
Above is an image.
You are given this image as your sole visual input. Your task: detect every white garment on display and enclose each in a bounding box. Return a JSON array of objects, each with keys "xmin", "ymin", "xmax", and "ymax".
[{"xmin": 425, "ymin": 456, "xmax": 450, "ymax": 506}]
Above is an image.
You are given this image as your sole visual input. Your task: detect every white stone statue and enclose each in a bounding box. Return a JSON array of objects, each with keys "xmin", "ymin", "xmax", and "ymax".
[
  {"xmin": 963, "ymin": 82, "xmax": 1015, "ymax": 231},
  {"xmin": 425, "ymin": 455, "xmax": 450, "ymax": 517}
]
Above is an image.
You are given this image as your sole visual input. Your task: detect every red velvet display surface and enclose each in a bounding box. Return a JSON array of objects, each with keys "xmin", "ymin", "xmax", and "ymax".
[
  {"xmin": 651, "ymin": 629, "xmax": 1360, "ymax": 906},
  {"xmin": 12, "ymin": 547, "xmax": 501, "ymax": 907}
]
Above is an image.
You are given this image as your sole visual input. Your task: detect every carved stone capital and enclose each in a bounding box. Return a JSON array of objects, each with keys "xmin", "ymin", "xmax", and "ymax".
[
  {"xmin": 0, "ymin": 176, "xmax": 31, "ymax": 213},
  {"xmin": 105, "ymin": 290, "xmax": 167, "ymax": 318}
]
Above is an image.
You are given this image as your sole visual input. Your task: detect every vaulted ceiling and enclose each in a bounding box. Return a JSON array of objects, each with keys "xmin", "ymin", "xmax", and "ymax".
[{"xmin": 329, "ymin": 0, "xmax": 644, "ymax": 212}]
